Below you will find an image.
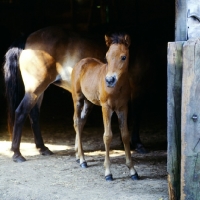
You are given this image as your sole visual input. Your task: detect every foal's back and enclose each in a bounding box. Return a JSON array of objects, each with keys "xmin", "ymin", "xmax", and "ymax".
[{"xmin": 72, "ymin": 57, "xmax": 105, "ymax": 106}]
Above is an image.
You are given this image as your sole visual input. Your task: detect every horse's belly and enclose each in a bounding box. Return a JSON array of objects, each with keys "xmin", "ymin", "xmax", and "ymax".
[{"xmin": 54, "ymin": 65, "xmax": 73, "ymax": 92}]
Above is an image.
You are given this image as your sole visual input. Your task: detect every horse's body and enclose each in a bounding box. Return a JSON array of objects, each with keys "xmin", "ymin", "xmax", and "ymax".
[
  {"xmin": 4, "ymin": 26, "xmax": 107, "ymax": 162},
  {"xmin": 24, "ymin": 26, "xmax": 106, "ymax": 92},
  {"xmin": 71, "ymin": 34, "xmax": 139, "ymax": 181},
  {"xmin": 3, "ymin": 25, "xmax": 146, "ymax": 163}
]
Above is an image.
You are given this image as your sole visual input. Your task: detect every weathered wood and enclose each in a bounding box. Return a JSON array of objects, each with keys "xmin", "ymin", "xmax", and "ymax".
[
  {"xmin": 167, "ymin": 41, "xmax": 184, "ymax": 200},
  {"xmin": 175, "ymin": 0, "xmax": 187, "ymax": 41},
  {"xmin": 187, "ymin": 0, "xmax": 200, "ymax": 39},
  {"xmin": 181, "ymin": 38, "xmax": 200, "ymax": 200}
]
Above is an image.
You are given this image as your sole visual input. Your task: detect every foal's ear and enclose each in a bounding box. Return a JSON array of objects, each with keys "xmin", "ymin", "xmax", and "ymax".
[
  {"xmin": 105, "ymin": 35, "xmax": 112, "ymax": 47},
  {"xmin": 124, "ymin": 34, "xmax": 131, "ymax": 47}
]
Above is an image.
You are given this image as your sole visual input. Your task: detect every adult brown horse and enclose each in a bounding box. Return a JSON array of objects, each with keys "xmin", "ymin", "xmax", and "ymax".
[
  {"xmin": 71, "ymin": 33, "xmax": 139, "ymax": 181},
  {"xmin": 3, "ymin": 25, "xmax": 146, "ymax": 163}
]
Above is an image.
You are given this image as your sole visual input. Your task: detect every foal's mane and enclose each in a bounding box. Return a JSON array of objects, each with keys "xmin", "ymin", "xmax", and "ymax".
[{"xmin": 109, "ymin": 33, "xmax": 129, "ymax": 46}]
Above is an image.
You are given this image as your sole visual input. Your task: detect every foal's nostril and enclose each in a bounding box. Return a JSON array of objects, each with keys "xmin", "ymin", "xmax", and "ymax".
[
  {"xmin": 105, "ymin": 76, "xmax": 116, "ymax": 87},
  {"xmin": 106, "ymin": 77, "xmax": 114, "ymax": 83}
]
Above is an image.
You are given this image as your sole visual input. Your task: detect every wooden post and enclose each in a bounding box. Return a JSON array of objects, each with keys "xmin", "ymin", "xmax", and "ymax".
[
  {"xmin": 181, "ymin": 38, "xmax": 200, "ymax": 200},
  {"xmin": 167, "ymin": 1, "xmax": 187, "ymax": 199},
  {"xmin": 175, "ymin": 0, "xmax": 187, "ymax": 41},
  {"xmin": 167, "ymin": 42, "xmax": 184, "ymax": 200}
]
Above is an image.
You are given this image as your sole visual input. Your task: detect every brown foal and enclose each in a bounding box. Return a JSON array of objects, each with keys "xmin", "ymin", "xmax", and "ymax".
[{"xmin": 71, "ymin": 33, "xmax": 139, "ymax": 181}]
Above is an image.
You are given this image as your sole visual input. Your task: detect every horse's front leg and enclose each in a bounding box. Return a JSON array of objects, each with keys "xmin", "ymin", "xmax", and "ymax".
[
  {"xmin": 102, "ymin": 106, "xmax": 113, "ymax": 181},
  {"xmin": 12, "ymin": 92, "xmax": 38, "ymax": 162},
  {"xmin": 29, "ymin": 93, "xmax": 53, "ymax": 156},
  {"xmin": 73, "ymin": 98, "xmax": 93, "ymax": 168},
  {"xmin": 116, "ymin": 106, "xmax": 139, "ymax": 180}
]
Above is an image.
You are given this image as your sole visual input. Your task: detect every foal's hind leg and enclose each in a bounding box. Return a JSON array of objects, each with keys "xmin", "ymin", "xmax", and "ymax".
[
  {"xmin": 116, "ymin": 106, "xmax": 139, "ymax": 180},
  {"xmin": 12, "ymin": 92, "xmax": 38, "ymax": 162},
  {"xmin": 29, "ymin": 93, "xmax": 53, "ymax": 156},
  {"xmin": 73, "ymin": 97, "xmax": 93, "ymax": 168}
]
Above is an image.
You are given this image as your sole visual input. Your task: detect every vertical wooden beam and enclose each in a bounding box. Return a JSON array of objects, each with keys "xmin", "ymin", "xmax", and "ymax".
[
  {"xmin": 181, "ymin": 39, "xmax": 200, "ymax": 200},
  {"xmin": 175, "ymin": 0, "xmax": 187, "ymax": 41},
  {"xmin": 167, "ymin": 42, "xmax": 184, "ymax": 200},
  {"xmin": 167, "ymin": 36, "xmax": 186, "ymax": 200},
  {"xmin": 168, "ymin": 1, "xmax": 186, "ymax": 199}
]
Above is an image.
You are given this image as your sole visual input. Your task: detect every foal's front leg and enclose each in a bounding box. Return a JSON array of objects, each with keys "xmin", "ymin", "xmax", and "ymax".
[
  {"xmin": 116, "ymin": 106, "xmax": 139, "ymax": 180},
  {"xmin": 102, "ymin": 106, "xmax": 113, "ymax": 181}
]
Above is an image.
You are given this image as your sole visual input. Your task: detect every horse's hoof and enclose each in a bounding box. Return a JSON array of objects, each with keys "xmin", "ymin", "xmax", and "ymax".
[
  {"xmin": 135, "ymin": 144, "xmax": 149, "ymax": 154},
  {"xmin": 39, "ymin": 147, "xmax": 53, "ymax": 156},
  {"xmin": 80, "ymin": 161, "xmax": 88, "ymax": 168},
  {"xmin": 12, "ymin": 153, "xmax": 26, "ymax": 163},
  {"xmin": 131, "ymin": 172, "xmax": 139, "ymax": 180},
  {"xmin": 105, "ymin": 174, "xmax": 113, "ymax": 181}
]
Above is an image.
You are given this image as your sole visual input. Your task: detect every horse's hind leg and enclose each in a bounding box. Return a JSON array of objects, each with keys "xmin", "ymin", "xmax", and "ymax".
[
  {"xmin": 116, "ymin": 106, "xmax": 139, "ymax": 180},
  {"xmin": 12, "ymin": 92, "xmax": 38, "ymax": 162},
  {"xmin": 29, "ymin": 93, "xmax": 53, "ymax": 156},
  {"xmin": 73, "ymin": 97, "xmax": 93, "ymax": 168},
  {"xmin": 130, "ymin": 98, "xmax": 148, "ymax": 153},
  {"xmin": 13, "ymin": 49, "xmax": 57, "ymax": 162}
]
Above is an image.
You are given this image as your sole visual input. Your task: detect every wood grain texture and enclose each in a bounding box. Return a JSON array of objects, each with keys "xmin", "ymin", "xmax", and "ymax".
[
  {"xmin": 167, "ymin": 41, "xmax": 184, "ymax": 200},
  {"xmin": 181, "ymin": 38, "xmax": 200, "ymax": 200},
  {"xmin": 175, "ymin": 0, "xmax": 187, "ymax": 41}
]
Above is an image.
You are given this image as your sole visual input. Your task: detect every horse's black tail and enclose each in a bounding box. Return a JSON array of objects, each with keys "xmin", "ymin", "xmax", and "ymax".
[{"xmin": 3, "ymin": 34, "xmax": 28, "ymax": 135}]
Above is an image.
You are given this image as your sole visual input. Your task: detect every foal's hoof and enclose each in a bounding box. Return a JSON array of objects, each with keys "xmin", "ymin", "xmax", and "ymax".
[
  {"xmin": 39, "ymin": 147, "xmax": 53, "ymax": 156},
  {"xmin": 76, "ymin": 159, "xmax": 88, "ymax": 168},
  {"xmin": 76, "ymin": 159, "xmax": 80, "ymax": 163},
  {"xmin": 80, "ymin": 161, "xmax": 88, "ymax": 168},
  {"xmin": 131, "ymin": 172, "xmax": 139, "ymax": 180},
  {"xmin": 105, "ymin": 174, "xmax": 113, "ymax": 181},
  {"xmin": 12, "ymin": 153, "xmax": 26, "ymax": 163}
]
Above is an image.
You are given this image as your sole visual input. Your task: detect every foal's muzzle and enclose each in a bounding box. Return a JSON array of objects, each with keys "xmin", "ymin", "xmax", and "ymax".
[{"xmin": 105, "ymin": 75, "xmax": 117, "ymax": 87}]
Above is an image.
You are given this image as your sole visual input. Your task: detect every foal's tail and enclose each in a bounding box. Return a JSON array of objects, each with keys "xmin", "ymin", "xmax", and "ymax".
[{"xmin": 3, "ymin": 34, "xmax": 28, "ymax": 135}]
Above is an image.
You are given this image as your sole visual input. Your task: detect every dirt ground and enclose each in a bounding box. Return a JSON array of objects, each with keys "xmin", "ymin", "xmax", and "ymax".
[{"xmin": 0, "ymin": 87, "xmax": 168, "ymax": 200}]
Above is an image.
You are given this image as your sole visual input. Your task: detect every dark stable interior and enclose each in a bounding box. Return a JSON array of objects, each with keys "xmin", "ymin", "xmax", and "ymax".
[{"xmin": 0, "ymin": 0, "xmax": 175, "ymax": 150}]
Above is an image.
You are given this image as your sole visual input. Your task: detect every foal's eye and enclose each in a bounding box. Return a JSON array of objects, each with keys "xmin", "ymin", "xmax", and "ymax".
[{"xmin": 121, "ymin": 56, "xmax": 126, "ymax": 61}]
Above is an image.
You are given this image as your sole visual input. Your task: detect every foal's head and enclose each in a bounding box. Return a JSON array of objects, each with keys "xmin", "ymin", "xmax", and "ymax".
[{"xmin": 104, "ymin": 33, "xmax": 131, "ymax": 88}]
